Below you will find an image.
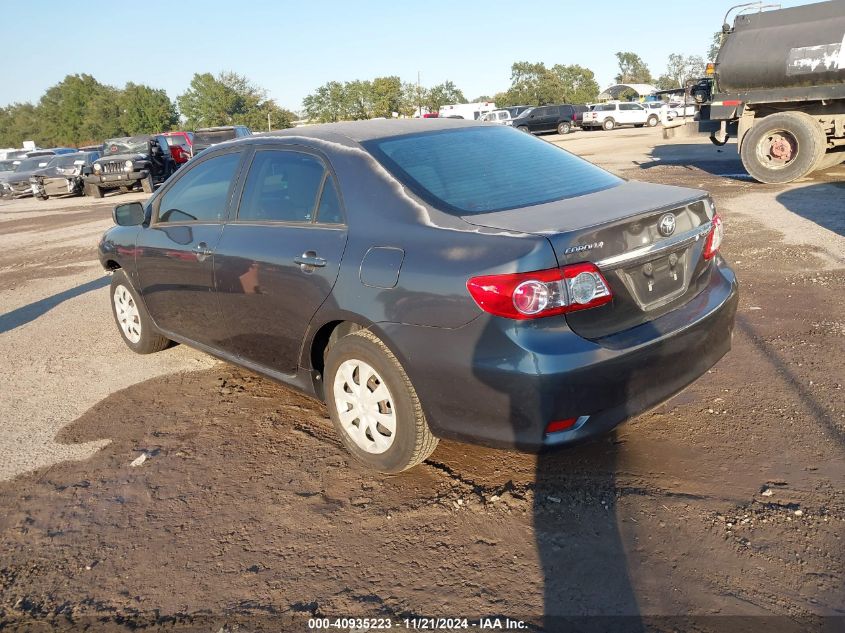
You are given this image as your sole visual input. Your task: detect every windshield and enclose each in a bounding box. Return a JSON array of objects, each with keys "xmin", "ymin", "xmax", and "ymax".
[
  {"xmin": 194, "ymin": 129, "xmax": 237, "ymax": 145},
  {"xmin": 363, "ymin": 126, "xmax": 622, "ymax": 215},
  {"xmin": 16, "ymin": 157, "xmax": 51, "ymax": 171},
  {"xmin": 164, "ymin": 136, "xmax": 188, "ymax": 148},
  {"xmin": 103, "ymin": 137, "xmax": 149, "ymax": 156},
  {"xmin": 55, "ymin": 154, "xmax": 88, "ymax": 168}
]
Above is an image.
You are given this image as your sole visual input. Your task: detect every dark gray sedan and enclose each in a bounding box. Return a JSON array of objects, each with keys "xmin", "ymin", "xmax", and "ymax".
[{"xmin": 98, "ymin": 120, "xmax": 737, "ymax": 472}]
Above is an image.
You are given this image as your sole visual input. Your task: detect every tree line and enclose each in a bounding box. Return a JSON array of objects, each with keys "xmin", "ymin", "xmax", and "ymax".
[
  {"xmin": 0, "ymin": 72, "xmax": 296, "ymax": 148},
  {"xmin": 1, "ymin": 38, "xmax": 721, "ymax": 147}
]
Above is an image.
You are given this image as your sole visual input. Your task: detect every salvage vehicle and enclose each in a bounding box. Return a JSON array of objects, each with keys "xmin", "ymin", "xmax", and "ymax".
[
  {"xmin": 582, "ymin": 101, "xmax": 660, "ymax": 130},
  {"xmin": 667, "ymin": 0, "xmax": 845, "ymax": 183},
  {"xmin": 85, "ymin": 135, "xmax": 175, "ymax": 198},
  {"xmin": 191, "ymin": 126, "xmax": 251, "ymax": 157},
  {"xmin": 30, "ymin": 151, "xmax": 100, "ymax": 200},
  {"xmin": 0, "ymin": 155, "xmax": 52, "ymax": 199},
  {"xmin": 99, "ymin": 120, "xmax": 737, "ymax": 473}
]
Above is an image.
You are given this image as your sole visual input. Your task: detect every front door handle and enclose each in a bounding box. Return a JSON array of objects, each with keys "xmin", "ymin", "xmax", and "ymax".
[
  {"xmin": 294, "ymin": 251, "xmax": 327, "ymax": 271},
  {"xmin": 194, "ymin": 241, "xmax": 213, "ymax": 261}
]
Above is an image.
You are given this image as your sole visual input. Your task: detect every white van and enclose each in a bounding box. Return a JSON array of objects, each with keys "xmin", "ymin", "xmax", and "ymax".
[{"xmin": 438, "ymin": 102, "xmax": 496, "ymax": 120}]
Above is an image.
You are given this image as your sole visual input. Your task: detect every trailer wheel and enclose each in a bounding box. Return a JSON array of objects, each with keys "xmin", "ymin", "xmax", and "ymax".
[{"xmin": 740, "ymin": 112, "xmax": 826, "ymax": 184}]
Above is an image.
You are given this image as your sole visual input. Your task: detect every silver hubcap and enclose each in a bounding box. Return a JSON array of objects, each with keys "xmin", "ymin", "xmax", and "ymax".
[
  {"xmin": 333, "ymin": 359, "xmax": 396, "ymax": 454},
  {"xmin": 113, "ymin": 284, "xmax": 141, "ymax": 344}
]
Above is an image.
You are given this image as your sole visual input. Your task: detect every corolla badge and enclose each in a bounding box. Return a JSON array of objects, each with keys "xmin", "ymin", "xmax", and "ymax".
[
  {"xmin": 658, "ymin": 213, "xmax": 676, "ymax": 237},
  {"xmin": 564, "ymin": 241, "xmax": 604, "ymax": 255}
]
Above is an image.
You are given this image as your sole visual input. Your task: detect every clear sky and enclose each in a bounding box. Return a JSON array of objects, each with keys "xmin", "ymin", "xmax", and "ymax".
[{"xmin": 3, "ymin": 0, "xmax": 809, "ymax": 112}]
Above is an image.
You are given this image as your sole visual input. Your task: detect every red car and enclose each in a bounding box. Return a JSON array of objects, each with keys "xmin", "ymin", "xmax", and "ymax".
[{"xmin": 160, "ymin": 132, "xmax": 193, "ymax": 165}]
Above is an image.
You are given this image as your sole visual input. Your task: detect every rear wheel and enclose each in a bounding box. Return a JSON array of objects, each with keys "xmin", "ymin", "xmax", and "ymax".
[
  {"xmin": 603, "ymin": 118, "xmax": 616, "ymax": 131},
  {"xmin": 517, "ymin": 125, "xmax": 530, "ymax": 133},
  {"xmin": 324, "ymin": 329, "xmax": 438, "ymax": 473},
  {"xmin": 557, "ymin": 121, "xmax": 572, "ymax": 135},
  {"xmin": 647, "ymin": 115, "xmax": 659, "ymax": 127},
  {"xmin": 140, "ymin": 175, "xmax": 154, "ymax": 194},
  {"xmin": 740, "ymin": 112, "xmax": 826, "ymax": 184},
  {"xmin": 110, "ymin": 269, "xmax": 170, "ymax": 354}
]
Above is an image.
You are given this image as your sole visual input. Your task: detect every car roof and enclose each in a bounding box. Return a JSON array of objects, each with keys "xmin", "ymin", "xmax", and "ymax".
[
  {"xmin": 252, "ymin": 118, "xmax": 479, "ymax": 144},
  {"xmin": 196, "ymin": 126, "xmax": 244, "ymax": 132}
]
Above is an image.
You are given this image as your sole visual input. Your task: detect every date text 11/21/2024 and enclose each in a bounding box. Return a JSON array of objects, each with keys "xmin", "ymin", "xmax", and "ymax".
[{"xmin": 307, "ymin": 616, "xmax": 528, "ymax": 630}]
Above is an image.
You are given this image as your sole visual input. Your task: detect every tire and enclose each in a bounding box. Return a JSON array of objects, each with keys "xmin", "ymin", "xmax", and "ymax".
[
  {"xmin": 517, "ymin": 125, "xmax": 530, "ymax": 133},
  {"xmin": 109, "ymin": 269, "xmax": 170, "ymax": 354},
  {"xmin": 324, "ymin": 329, "xmax": 438, "ymax": 473},
  {"xmin": 740, "ymin": 112, "xmax": 827, "ymax": 184},
  {"xmin": 647, "ymin": 115, "xmax": 659, "ymax": 127},
  {"xmin": 634, "ymin": 124, "xmax": 644, "ymax": 128},
  {"xmin": 602, "ymin": 118, "xmax": 616, "ymax": 131},
  {"xmin": 557, "ymin": 121, "xmax": 572, "ymax": 135},
  {"xmin": 141, "ymin": 175, "xmax": 154, "ymax": 194},
  {"xmin": 86, "ymin": 183, "xmax": 104, "ymax": 199},
  {"xmin": 814, "ymin": 150, "xmax": 845, "ymax": 172}
]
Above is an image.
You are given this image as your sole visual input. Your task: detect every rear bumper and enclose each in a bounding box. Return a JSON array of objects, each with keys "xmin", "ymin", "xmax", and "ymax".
[{"xmin": 378, "ymin": 259, "xmax": 738, "ymax": 451}]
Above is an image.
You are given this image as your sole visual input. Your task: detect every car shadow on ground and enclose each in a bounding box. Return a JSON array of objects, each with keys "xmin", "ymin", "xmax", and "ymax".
[
  {"xmin": 637, "ymin": 143, "xmax": 747, "ymax": 180},
  {"xmin": 776, "ymin": 182, "xmax": 845, "ymax": 237},
  {"xmin": 471, "ymin": 320, "xmax": 644, "ymax": 632},
  {"xmin": 0, "ymin": 276, "xmax": 109, "ymax": 334}
]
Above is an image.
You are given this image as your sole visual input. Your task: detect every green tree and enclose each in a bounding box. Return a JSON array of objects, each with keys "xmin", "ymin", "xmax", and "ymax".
[
  {"xmin": 550, "ymin": 64, "xmax": 600, "ymax": 104},
  {"xmin": 38, "ymin": 74, "xmax": 114, "ymax": 146},
  {"xmin": 495, "ymin": 62, "xmax": 599, "ymax": 107},
  {"xmin": 708, "ymin": 31, "xmax": 723, "ymax": 61},
  {"xmin": 370, "ymin": 76, "xmax": 404, "ymax": 118},
  {"xmin": 614, "ymin": 52, "xmax": 654, "ymax": 84},
  {"xmin": 658, "ymin": 54, "xmax": 706, "ymax": 90},
  {"xmin": 302, "ymin": 81, "xmax": 349, "ymax": 123},
  {"xmin": 119, "ymin": 83, "xmax": 178, "ymax": 134},
  {"xmin": 0, "ymin": 103, "xmax": 42, "ymax": 147},
  {"xmin": 177, "ymin": 71, "xmax": 289, "ymax": 130},
  {"xmin": 424, "ymin": 81, "xmax": 466, "ymax": 113}
]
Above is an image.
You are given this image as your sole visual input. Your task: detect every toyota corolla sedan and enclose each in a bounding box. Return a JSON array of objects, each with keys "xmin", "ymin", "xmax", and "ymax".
[{"xmin": 99, "ymin": 120, "xmax": 737, "ymax": 473}]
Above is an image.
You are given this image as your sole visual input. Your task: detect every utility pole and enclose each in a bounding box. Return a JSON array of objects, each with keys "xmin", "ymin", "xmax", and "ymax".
[
  {"xmin": 417, "ymin": 71, "xmax": 422, "ymax": 118},
  {"xmin": 267, "ymin": 111, "xmax": 271, "ymax": 132}
]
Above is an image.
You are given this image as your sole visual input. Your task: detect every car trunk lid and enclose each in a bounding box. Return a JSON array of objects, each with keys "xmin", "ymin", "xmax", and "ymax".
[{"xmin": 460, "ymin": 181, "xmax": 716, "ymax": 339}]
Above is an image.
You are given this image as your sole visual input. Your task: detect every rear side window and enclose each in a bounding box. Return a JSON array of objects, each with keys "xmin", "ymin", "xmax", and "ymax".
[
  {"xmin": 316, "ymin": 176, "xmax": 343, "ymax": 224},
  {"xmin": 238, "ymin": 150, "xmax": 325, "ymax": 223},
  {"xmin": 157, "ymin": 152, "xmax": 241, "ymax": 223},
  {"xmin": 364, "ymin": 126, "xmax": 621, "ymax": 215}
]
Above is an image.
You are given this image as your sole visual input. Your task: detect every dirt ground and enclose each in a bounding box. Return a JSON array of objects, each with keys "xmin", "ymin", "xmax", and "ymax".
[{"xmin": 0, "ymin": 128, "xmax": 843, "ymax": 632}]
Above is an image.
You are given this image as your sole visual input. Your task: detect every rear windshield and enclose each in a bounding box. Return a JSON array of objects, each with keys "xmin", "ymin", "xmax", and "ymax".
[
  {"xmin": 194, "ymin": 129, "xmax": 237, "ymax": 145},
  {"xmin": 363, "ymin": 126, "xmax": 621, "ymax": 215}
]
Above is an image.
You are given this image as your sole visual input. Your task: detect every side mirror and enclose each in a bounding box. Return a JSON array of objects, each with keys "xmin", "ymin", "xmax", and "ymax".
[{"xmin": 113, "ymin": 201, "xmax": 145, "ymax": 226}]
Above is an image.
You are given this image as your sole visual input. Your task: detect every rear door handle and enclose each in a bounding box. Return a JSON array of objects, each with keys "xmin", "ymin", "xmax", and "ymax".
[{"xmin": 294, "ymin": 251, "xmax": 327, "ymax": 270}]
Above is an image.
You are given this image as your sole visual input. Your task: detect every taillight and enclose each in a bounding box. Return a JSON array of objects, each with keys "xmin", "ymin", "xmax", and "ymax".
[
  {"xmin": 703, "ymin": 214, "xmax": 723, "ymax": 260},
  {"xmin": 467, "ymin": 262, "xmax": 612, "ymax": 320}
]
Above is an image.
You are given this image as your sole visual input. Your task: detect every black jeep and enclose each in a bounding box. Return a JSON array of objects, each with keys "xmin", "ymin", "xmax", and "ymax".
[{"xmin": 84, "ymin": 135, "xmax": 175, "ymax": 198}]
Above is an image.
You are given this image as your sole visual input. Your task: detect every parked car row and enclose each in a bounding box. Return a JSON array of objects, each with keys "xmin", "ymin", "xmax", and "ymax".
[
  {"xmin": 0, "ymin": 125, "xmax": 253, "ymax": 201},
  {"xmin": 481, "ymin": 101, "xmax": 668, "ymax": 136}
]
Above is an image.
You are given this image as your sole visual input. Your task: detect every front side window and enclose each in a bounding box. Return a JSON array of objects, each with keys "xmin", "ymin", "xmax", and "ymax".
[
  {"xmin": 238, "ymin": 150, "xmax": 326, "ymax": 223},
  {"xmin": 157, "ymin": 152, "xmax": 241, "ymax": 223},
  {"xmin": 364, "ymin": 126, "xmax": 621, "ymax": 215}
]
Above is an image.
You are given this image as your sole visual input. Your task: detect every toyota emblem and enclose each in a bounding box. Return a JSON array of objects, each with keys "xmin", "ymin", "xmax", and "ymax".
[{"xmin": 658, "ymin": 213, "xmax": 676, "ymax": 237}]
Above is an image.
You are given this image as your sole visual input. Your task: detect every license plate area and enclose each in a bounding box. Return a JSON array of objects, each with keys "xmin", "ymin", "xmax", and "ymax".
[{"xmin": 621, "ymin": 248, "xmax": 690, "ymax": 310}]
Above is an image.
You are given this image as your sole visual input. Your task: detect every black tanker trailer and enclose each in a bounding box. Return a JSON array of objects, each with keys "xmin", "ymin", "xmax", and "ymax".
[{"xmin": 673, "ymin": 0, "xmax": 845, "ymax": 183}]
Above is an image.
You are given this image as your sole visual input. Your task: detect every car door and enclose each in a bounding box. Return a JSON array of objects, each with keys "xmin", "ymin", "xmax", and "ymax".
[
  {"xmin": 135, "ymin": 149, "xmax": 245, "ymax": 346},
  {"xmin": 213, "ymin": 147, "xmax": 348, "ymax": 374}
]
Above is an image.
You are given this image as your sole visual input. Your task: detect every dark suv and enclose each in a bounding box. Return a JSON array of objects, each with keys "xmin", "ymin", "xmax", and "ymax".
[
  {"xmin": 191, "ymin": 126, "xmax": 252, "ymax": 157},
  {"xmin": 512, "ymin": 104, "xmax": 589, "ymax": 135},
  {"xmin": 85, "ymin": 135, "xmax": 175, "ymax": 198}
]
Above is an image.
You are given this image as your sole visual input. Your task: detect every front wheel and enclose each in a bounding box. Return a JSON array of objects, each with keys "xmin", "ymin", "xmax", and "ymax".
[
  {"xmin": 602, "ymin": 118, "xmax": 616, "ymax": 131},
  {"xmin": 557, "ymin": 121, "xmax": 572, "ymax": 135},
  {"xmin": 110, "ymin": 270, "xmax": 170, "ymax": 354},
  {"xmin": 324, "ymin": 329, "xmax": 438, "ymax": 473}
]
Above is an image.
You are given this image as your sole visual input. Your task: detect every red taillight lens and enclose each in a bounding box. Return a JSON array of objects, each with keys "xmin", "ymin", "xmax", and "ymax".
[
  {"xmin": 467, "ymin": 262, "xmax": 612, "ymax": 320},
  {"xmin": 546, "ymin": 418, "xmax": 579, "ymax": 434},
  {"xmin": 703, "ymin": 214, "xmax": 723, "ymax": 260}
]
